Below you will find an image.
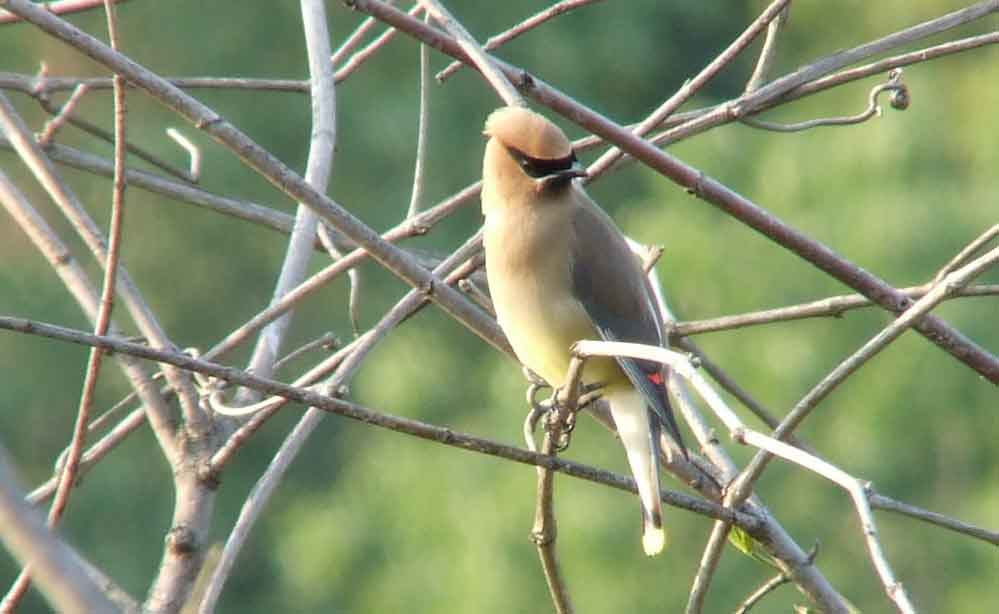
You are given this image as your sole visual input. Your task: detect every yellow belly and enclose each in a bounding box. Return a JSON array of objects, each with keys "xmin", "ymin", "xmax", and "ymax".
[{"xmin": 484, "ymin": 211, "xmax": 622, "ymax": 389}]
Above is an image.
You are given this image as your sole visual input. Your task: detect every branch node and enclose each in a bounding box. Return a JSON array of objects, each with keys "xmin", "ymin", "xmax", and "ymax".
[
  {"xmin": 196, "ymin": 460, "xmax": 221, "ymax": 490},
  {"xmin": 166, "ymin": 525, "xmax": 198, "ymax": 555}
]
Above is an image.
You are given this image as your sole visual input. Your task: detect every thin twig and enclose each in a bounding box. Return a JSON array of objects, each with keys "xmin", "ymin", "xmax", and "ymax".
[
  {"xmin": 0, "ymin": 0, "xmax": 128, "ymax": 24},
  {"xmin": 458, "ymin": 278, "xmax": 494, "ymax": 315},
  {"xmin": 36, "ymin": 82, "xmax": 90, "ymax": 146},
  {"xmin": 165, "ymin": 127, "xmax": 201, "ymax": 182},
  {"xmin": 673, "ymin": 284, "xmax": 999, "ymax": 336},
  {"xmin": 745, "ymin": 3, "xmax": 789, "ymax": 93},
  {"xmin": 204, "ymin": 184, "xmax": 485, "ymax": 363},
  {"xmin": 334, "ymin": 4, "xmax": 423, "ymax": 83},
  {"xmin": 36, "ymin": 93, "xmax": 194, "ymax": 182},
  {"xmin": 647, "ymin": 0, "xmax": 999, "ymax": 148},
  {"xmin": 330, "ymin": 3, "xmax": 389, "ymax": 66},
  {"xmin": 778, "ymin": 30, "xmax": 999, "ymax": 108},
  {"xmin": 273, "ymin": 332, "xmax": 340, "ymax": 372},
  {"xmin": 0, "ymin": 135, "xmax": 300, "ymax": 237},
  {"xmin": 406, "ymin": 11, "xmax": 431, "ymax": 219},
  {"xmin": 28, "ymin": 408, "xmax": 146, "ymax": 505},
  {"xmin": 531, "ymin": 430, "xmax": 575, "ymax": 614},
  {"xmin": 686, "ymin": 522, "xmax": 733, "ymax": 614},
  {"xmin": 436, "ymin": 0, "xmax": 606, "ymax": 82},
  {"xmin": 585, "ymin": 0, "xmax": 790, "ymax": 179},
  {"xmin": 567, "ymin": 30, "xmax": 999, "ymax": 164},
  {"xmin": 416, "ymin": 0, "xmax": 524, "ymax": 106},
  {"xmin": 934, "ymin": 224, "xmax": 999, "ymax": 283},
  {"xmin": 870, "ymin": 492, "xmax": 999, "ymax": 546},
  {"xmin": 734, "ymin": 571, "xmax": 791, "ymax": 614},
  {"xmin": 0, "ymin": 72, "xmax": 309, "ymax": 94}
]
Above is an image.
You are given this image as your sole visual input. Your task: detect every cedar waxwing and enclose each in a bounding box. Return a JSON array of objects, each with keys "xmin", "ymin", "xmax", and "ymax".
[{"xmin": 481, "ymin": 106, "xmax": 686, "ymax": 556}]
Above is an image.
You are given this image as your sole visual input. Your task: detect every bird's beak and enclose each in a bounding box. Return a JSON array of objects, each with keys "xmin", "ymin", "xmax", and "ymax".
[
  {"xmin": 540, "ymin": 160, "xmax": 587, "ymax": 190},
  {"xmin": 560, "ymin": 159, "xmax": 588, "ymax": 180}
]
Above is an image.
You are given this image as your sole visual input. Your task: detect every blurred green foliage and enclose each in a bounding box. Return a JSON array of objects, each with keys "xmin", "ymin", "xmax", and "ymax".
[{"xmin": 1, "ymin": 1, "xmax": 997, "ymax": 612}]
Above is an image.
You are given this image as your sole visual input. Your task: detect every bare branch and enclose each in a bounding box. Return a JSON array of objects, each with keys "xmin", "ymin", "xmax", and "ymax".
[
  {"xmin": 531, "ymin": 422, "xmax": 575, "ymax": 614},
  {"xmin": 0, "ymin": 0, "xmax": 128, "ymax": 24},
  {"xmin": 1, "ymin": 0, "xmax": 508, "ymax": 356},
  {"xmin": 330, "ymin": 4, "xmax": 387, "ymax": 66},
  {"xmin": 0, "ymin": 169, "xmax": 179, "ymax": 462},
  {"xmin": 734, "ymin": 571, "xmax": 791, "ymax": 614},
  {"xmin": 5, "ymin": 2, "xmax": 132, "ymax": 608},
  {"xmin": 731, "ymin": 244, "xmax": 999, "ymax": 503},
  {"xmin": 586, "ymin": 0, "xmax": 790, "ymax": 179},
  {"xmin": 198, "ymin": 230, "xmax": 486, "ymax": 608},
  {"xmin": 165, "ymin": 128, "xmax": 201, "ymax": 182},
  {"xmin": 239, "ymin": 0, "xmax": 337, "ymax": 403},
  {"xmin": 334, "ymin": 4, "xmax": 424, "ymax": 83},
  {"xmin": 735, "ymin": 429, "xmax": 916, "ymax": 613},
  {"xmin": 34, "ymin": 89, "xmax": 194, "ymax": 182},
  {"xmin": 36, "ymin": 82, "xmax": 90, "ymax": 145},
  {"xmin": 406, "ymin": 11, "xmax": 431, "ymax": 219},
  {"xmin": 415, "ymin": 0, "xmax": 524, "ymax": 106},
  {"xmin": 28, "ymin": 408, "xmax": 146, "ymax": 506},
  {"xmin": 0, "ymin": 315, "xmax": 758, "ymax": 530},
  {"xmin": 436, "ymin": 0, "xmax": 606, "ymax": 82},
  {"xmin": 673, "ymin": 284, "xmax": 999, "ymax": 336},
  {"xmin": 0, "ymin": 72, "xmax": 309, "ymax": 94},
  {"xmin": 870, "ymin": 492, "xmax": 999, "ymax": 547},
  {"xmin": 744, "ymin": 3, "xmax": 790, "ymax": 93},
  {"xmin": 0, "ymin": 89, "xmax": 208, "ymax": 439},
  {"xmin": 0, "ymin": 448, "xmax": 123, "ymax": 614},
  {"xmin": 686, "ymin": 522, "xmax": 732, "ymax": 614},
  {"xmin": 934, "ymin": 224, "xmax": 999, "ymax": 283}
]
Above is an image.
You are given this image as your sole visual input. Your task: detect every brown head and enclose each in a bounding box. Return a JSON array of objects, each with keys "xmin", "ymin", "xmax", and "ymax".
[{"xmin": 482, "ymin": 107, "xmax": 586, "ymax": 210}]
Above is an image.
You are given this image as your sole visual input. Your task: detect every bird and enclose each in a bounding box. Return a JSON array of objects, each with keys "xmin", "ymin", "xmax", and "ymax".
[{"xmin": 481, "ymin": 106, "xmax": 686, "ymax": 556}]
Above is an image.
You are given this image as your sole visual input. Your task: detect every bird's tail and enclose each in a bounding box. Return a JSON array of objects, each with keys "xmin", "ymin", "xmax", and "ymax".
[{"xmin": 604, "ymin": 387, "xmax": 666, "ymax": 556}]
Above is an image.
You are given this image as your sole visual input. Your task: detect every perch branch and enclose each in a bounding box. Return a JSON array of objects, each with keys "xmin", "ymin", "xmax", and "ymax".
[{"xmin": 0, "ymin": 315, "xmax": 758, "ymax": 530}]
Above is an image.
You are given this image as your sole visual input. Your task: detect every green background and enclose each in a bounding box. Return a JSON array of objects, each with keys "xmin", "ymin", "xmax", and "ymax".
[{"xmin": 1, "ymin": 1, "xmax": 997, "ymax": 612}]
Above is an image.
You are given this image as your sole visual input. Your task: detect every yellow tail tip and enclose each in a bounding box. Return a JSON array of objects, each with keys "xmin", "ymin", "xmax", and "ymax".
[{"xmin": 642, "ymin": 527, "xmax": 667, "ymax": 556}]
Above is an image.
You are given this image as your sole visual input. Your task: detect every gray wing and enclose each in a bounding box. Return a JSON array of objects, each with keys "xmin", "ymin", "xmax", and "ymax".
[{"xmin": 569, "ymin": 196, "xmax": 686, "ymax": 455}]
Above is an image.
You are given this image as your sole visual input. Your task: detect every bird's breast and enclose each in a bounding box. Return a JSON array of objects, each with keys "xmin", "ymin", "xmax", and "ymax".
[{"xmin": 483, "ymin": 203, "xmax": 617, "ymax": 387}]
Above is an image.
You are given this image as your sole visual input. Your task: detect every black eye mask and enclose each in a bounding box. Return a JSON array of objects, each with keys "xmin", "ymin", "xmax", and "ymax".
[{"xmin": 503, "ymin": 144, "xmax": 579, "ymax": 179}]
